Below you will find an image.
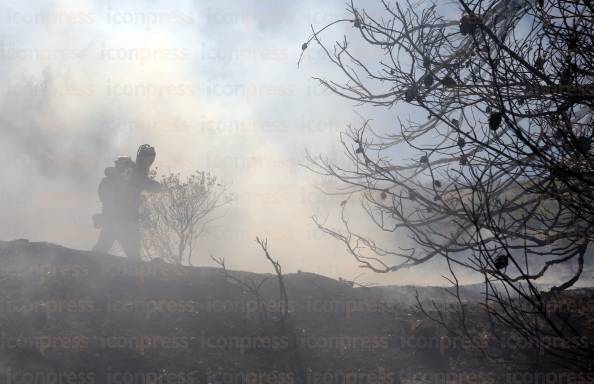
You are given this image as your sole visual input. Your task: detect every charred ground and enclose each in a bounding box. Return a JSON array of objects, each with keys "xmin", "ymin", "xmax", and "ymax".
[{"xmin": 0, "ymin": 240, "xmax": 592, "ymax": 383}]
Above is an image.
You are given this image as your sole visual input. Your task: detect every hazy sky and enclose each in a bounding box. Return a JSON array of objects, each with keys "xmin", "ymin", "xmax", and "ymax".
[{"xmin": 0, "ymin": 0, "xmax": 461, "ymax": 285}]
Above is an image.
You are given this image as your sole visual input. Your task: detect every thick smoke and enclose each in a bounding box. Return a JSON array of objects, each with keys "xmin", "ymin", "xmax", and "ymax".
[{"xmin": 0, "ymin": 0, "xmax": 461, "ymax": 286}]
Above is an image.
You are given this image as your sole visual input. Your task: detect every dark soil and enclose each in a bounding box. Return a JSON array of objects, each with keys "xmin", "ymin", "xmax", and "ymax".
[{"xmin": 0, "ymin": 240, "xmax": 592, "ymax": 383}]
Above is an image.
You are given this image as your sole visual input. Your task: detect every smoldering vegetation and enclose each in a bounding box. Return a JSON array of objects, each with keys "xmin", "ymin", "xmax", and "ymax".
[{"xmin": 2, "ymin": 239, "xmax": 594, "ymax": 383}]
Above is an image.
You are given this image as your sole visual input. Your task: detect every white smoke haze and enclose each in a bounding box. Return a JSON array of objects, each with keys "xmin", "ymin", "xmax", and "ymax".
[{"xmin": 0, "ymin": 0, "xmax": 464, "ymax": 286}]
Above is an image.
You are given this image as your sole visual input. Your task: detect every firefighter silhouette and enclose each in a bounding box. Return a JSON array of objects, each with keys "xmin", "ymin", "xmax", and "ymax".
[{"xmin": 92, "ymin": 144, "xmax": 162, "ymax": 259}]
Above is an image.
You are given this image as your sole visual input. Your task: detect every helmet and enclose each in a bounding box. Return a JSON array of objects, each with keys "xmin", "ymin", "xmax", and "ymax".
[
  {"xmin": 136, "ymin": 144, "xmax": 156, "ymax": 166},
  {"xmin": 114, "ymin": 156, "xmax": 134, "ymax": 170}
]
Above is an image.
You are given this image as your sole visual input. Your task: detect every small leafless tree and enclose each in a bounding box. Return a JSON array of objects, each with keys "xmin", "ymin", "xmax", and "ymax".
[
  {"xmin": 211, "ymin": 254, "xmax": 270, "ymax": 322},
  {"xmin": 140, "ymin": 171, "xmax": 232, "ymax": 265},
  {"xmin": 255, "ymin": 237, "xmax": 306, "ymax": 384},
  {"xmin": 256, "ymin": 237, "xmax": 290, "ymax": 325},
  {"xmin": 302, "ymin": 0, "xmax": 594, "ymax": 369}
]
